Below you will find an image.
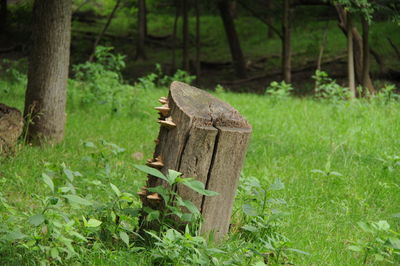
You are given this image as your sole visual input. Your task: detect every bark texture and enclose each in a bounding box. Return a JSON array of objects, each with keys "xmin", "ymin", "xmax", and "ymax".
[
  {"xmin": 335, "ymin": 5, "xmax": 374, "ymax": 95},
  {"xmin": 24, "ymin": 0, "xmax": 72, "ymax": 144},
  {"xmin": 218, "ymin": 0, "xmax": 247, "ymax": 78},
  {"xmin": 141, "ymin": 81, "xmax": 252, "ymax": 240},
  {"xmin": 347, "ymin": 12, "xmax": 356, "ymax": 97},
  {"xmin": 0, "ymin": 104, "xmax": 23, "ymax": 154}
]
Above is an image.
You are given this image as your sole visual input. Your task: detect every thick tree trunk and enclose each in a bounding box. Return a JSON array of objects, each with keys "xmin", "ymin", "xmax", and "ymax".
[
  {"xmin": 24, "ymin": 0, "xmax": 72, "ymax": 144},
  {"xmin": 135, "ymin": 0, "xmax": 147, "ymax": 60},
  {"xmin": 88, "ymin": 0, "xmax": 121, "ymax": 62},
  {"xmin": 195, "ymin": 0, "xmax": 201, "ymax": 78},
  {"xmin": 0, "ymin": 0, "xmax": 7, "ymax": 33},
  {"xmin": 361, "ymin": 16, "xmax": 374, "ymax": 95},
  {"xmin": 282, "ymin": 0, "xmax": 291, "ymax": 83},
  {"xmin": 347, "ymin": 13, "xmax": 356, "ymax": 98},
  {"xmin": 182, "ymin": 0, "xmax": 189, "ymax": 71},
  {"xmin": 171, "ymin": 1, "xmax": 180, "ymax": 73},
  {"xmin": 218, "ymin": 0, "xmax": 247, "ymax": 78},
  {"xmin": 140, "ymin": 81, "xmax": 252, "ymax": 241}
]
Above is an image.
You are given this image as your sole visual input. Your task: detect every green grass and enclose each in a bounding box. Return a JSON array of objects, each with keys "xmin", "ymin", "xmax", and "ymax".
[{"xmin": 1, "ymin": 78, "xmax": 399, "ymax": 264}]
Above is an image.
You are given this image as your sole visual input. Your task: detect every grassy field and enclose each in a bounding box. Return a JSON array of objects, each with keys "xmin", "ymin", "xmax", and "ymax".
[{"xmin": 1, "ymin": 75, "xmax": 399, "ymax": 264}]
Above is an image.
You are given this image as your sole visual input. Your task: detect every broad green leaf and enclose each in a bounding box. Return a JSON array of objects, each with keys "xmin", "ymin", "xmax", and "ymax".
[
  {"xmin": 242, "ymin": 204, "xmax": 258, "ymax": 216},
  {"xmin": 63, "ymin": 195, "xmax": 92, "ymax": 206},
  {"xmin": 69, "ymin": 231, "xmax": 88, "ymax": 242},
  {"xmin": 84, "ymin": 141, "xmax": 97, "ymax": 148},
  {"xmin": 3, "ymin": 231, "xmax": 27, "ymax": 241},
  {"xmin": 110, "ymin": 183, "xmax": 121, "ymax": 197},
  {"xmin": 269, "ymin": 179, "xmax": 285, "ymax": 191},
  {"xmin": 85, "ymin": 218, "xmax": 102, "ymax": 228},
  {"xmin": 348, "ymin": 245, "xmax": 362, "ymax": 252},
  {"xmin": 167, "ymin": 169, "xmax": 181, "ymax": 184},
  {"xmin": 376, "ymin": 220, "xmax": 390, "ymax": 231},
  {"xmin": 329, "ymin": 171, "xmax": 343, "ymax": 177},
  {"xmin": 311, "ymin": 169, "xmax": 326, "ymax": 175},
  {"xmin": 63, "ymin": 168, "xmax": 74, "ymax": 182},
  {"xmin": 286, "ymin": 248, "xmax": 310, "ymax": 255},
  {"xmin": 122, "ymin": 208, "xmax": 140, "ymax": 217},
  {"xmin": 241, "ymin": 225, "xmax": 258, "ymax": 232},
  {"xmin": 389, "ymin": 237, "xmax": 400, "ymax": 249},
  {"xmin": 180, "ymin": 199, "xmax": 200, "ymax": 215},
  {"xmin": 143, "ymin": 207, "xmax": 160, "ymax": 221},
  {"xmin": 50, "ymin": 247, "xmax": 59, "ymax": 259},
  {"xmin": 42, "ymin": 173, "xmax": 54, "ymax": 193},
  {"xmin": 119, "ymin": 231, "xmax": 129, "ymax": 247},
  {"xmin": 134, "ymin": 165, "xmax": 169, "ymax": 183},
  {"xmin": 29, "ymin": 214, "xmax": 45, "ymax": 226},
  {"xmin": 182, "ymin": 179, "xmax": 219, "ymax": 196}
]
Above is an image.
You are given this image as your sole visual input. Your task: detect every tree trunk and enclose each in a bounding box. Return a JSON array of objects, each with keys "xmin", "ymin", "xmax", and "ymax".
[
  {"xmin": 195, "ymin": 0, "xmax": 201, "ymax": 78},
  {"xmin": 135, "ymin": 0, "xmax": 147, "ymax": 60},
  {"xmin": 335, "ymin": 5, "xmax": 374, "ymax": 96},
  {"xmin": 88, "ymin": 0, "xmax": 121, "ymax": 62},
  {"xmin": 182, "ymin": 0, "xmax": 190, "ymax": 71},
  {"xmin": 24, "ymin": 0, "xmax": 72, "ymax": 144},
  {"xmin": 282, "ymin": 0, "xmax": 291, "ymax": 83},
  {"xmin": 171, "ymin": 0, "xmax": 180, "ymax": 73},
  {"xmin": 361, "ymin": 16, "xmax": 374, "ymax": 95},
  {"xmin": 347, "ymin": 12, "xmax": 356, "ymax": 98},
  {"xmin": 140, "ymin": 81, "xmax": 252, "ymax": 241},
  {"xmin": 0, "ymin": 0, "xmax": 7, "ymax": 33},
  {"xmin": 266, "ymin": 0, "xmax": 274, "ymax": 39},
  {"xmin": 218, "ymin": 0, "xmax": 247, "ymax": 78}
]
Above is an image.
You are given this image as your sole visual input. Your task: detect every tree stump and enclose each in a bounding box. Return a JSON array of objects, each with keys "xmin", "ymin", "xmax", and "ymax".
[
  {"xmin": 0, "ymin": 103, "xmax": 23, "ymax": 154},
  {"xmin": 140, "ymin": 81, "xmax": 252, "ymax": 240}
]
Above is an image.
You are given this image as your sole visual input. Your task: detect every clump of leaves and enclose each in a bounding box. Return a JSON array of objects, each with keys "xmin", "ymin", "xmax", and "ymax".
[
  {"xmin": 146, "ymin": 226, "xmax": 224, "ymax": 265},
  {"xmin": 378, "ymin": 153, "xmax": 400, "ymax": 172},
  {"xmin": 134, "ymin": 165, "xmax": 218, "ymax": 233},
  {"xmin": 265, "ymin": 81, "xmax": 293, "ymax": 98},
  {"xmin": 313, "ymin": 70, "xmax": 351, "ymax": 101},
  {"xmin": 137, "ymin": 64, "xmax": 196, "ymax": 90},
  {"xmin": 348, "ymin": 220, "xmax": 400, "ymax": 264},
  {"xmin": 70, "ymin": 46, "xmax": 135, "ymax": 114},
  {"xmin": 233, "ymin": 176, "xmax": 308, "ymax": 264}
]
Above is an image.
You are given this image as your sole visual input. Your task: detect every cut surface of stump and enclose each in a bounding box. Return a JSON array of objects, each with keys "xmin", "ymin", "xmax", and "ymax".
[
  {"xmin": 0, "ymin": 103, "xmax": 23, "ymax": 154},
  {"xmin": 142, "ymin": 81, "xmax": 252, "ymax": 240}
]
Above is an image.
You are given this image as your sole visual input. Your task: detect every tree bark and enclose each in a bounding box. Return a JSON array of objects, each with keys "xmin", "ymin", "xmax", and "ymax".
[
  {"xmin": 135, "ymin": 0, "xmax": 147, "ymax": 60},
  {"xmin": 335, "ymin": 5, "xmax": 374, "ymax": 96},
  {"xmin": 140, "ymin": 81, "xmax": 252, "ymax": 241},
  {"xmin": 218, "ymin": 0, "xmax": 247, "ymax": 78},
  {"xmin": 88, "ymin": 0, "xmax": 121, "ymax": 62},
  {"xmin": 282, "ymin": 0, "xmax": 291, "ymax": 83},
  {"xmin": 0, "ymin": 0, "xmax": 7, "ymax": 33},
  {"xmin": 347, "ymin": 12, "xmax": 356, "ymax": 98},
  {"xmin": 361, "ymin": 16, "xmax": 374, "ymax": 95},
  {"xmin": 24, "ymin": 0, "xmax": 72, "ymax": 144},
  {"xmin": 182, "ymin": 0, "xmax": 190, "ymax": 71},
  {"xmin": 195, "ymin": 0, "xmax": 201, "ymax": 78}
]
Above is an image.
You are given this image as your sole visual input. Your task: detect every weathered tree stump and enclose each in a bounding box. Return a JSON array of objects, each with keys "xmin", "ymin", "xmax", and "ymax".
[
  {"xmin": 140, "ymin": 81, "xmax": 251, "ymax": 240},
  {"xmin": 0, "ymin": 103, "xmax": 23, "ymax": 154}
]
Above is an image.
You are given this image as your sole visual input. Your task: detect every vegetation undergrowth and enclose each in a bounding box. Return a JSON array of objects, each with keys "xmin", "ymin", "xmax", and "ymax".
[{"xmin": 1, "ymin": 50, "xmax": 400, "ymax": 265}]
